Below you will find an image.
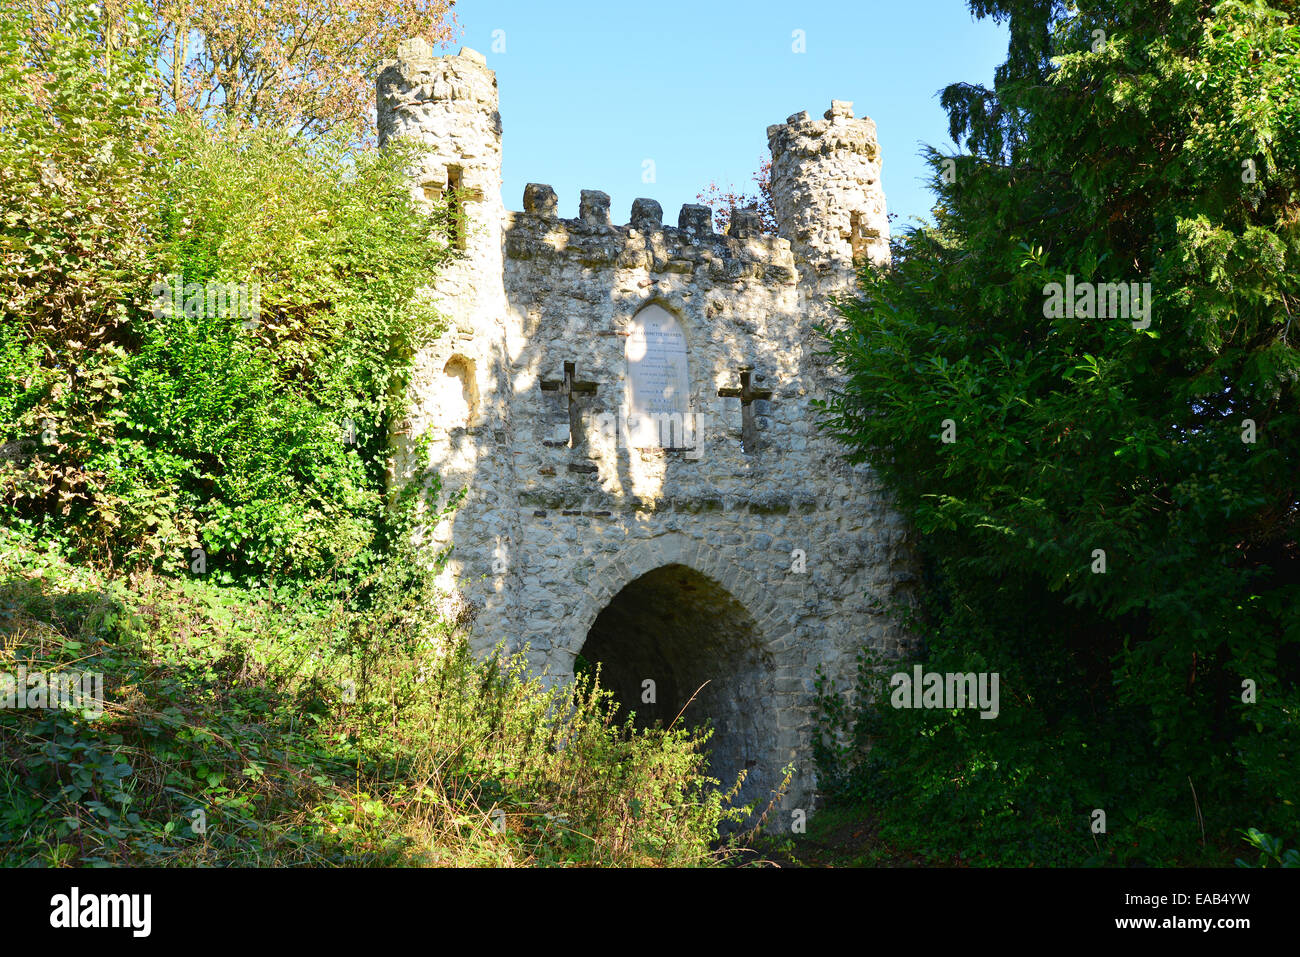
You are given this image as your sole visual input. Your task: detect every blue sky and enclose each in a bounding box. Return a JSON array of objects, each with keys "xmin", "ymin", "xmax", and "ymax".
[{"xmin": 448, "ymin": 0, "xmax": 1009, "ymax": 231}]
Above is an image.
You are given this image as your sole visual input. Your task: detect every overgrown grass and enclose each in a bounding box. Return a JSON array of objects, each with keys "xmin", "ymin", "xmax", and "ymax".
[{"xmin": 0, "ymin": 527, "xmax": 754, "ymax": 867}]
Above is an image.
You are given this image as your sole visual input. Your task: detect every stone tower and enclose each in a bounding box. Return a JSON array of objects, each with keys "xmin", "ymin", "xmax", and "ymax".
[
  {"xmin": 376, "ymin": 43, "xmax": 913, "ymax": 831},
  {"xmin": 768, "ymin": 100, "xmax": 891, "ymax": 289},
  {"xmin": 377, "ymin": 40, "xmax": 517, "ymax": 631}
]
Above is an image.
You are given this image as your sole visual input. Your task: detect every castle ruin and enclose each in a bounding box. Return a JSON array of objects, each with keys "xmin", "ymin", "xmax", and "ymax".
[{"xmin": 377, "ymin": 40, "xmax": 912, "ymax": 827}]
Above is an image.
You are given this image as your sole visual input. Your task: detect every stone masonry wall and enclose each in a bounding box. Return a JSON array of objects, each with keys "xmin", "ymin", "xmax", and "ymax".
[{"xmin": 377, "ymin": 40, "xmax": 912, "ymax": 828}]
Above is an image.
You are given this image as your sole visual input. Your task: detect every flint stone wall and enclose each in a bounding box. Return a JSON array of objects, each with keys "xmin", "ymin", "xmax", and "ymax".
[{"xmin": 377, "ymin": 41, "xmax": 912, "ymax": 827}]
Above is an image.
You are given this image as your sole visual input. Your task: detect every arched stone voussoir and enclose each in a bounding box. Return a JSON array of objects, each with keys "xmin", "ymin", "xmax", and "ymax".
[{"xmin": 563, "ymin": 533, "xmax": 779, "ymax": 664}]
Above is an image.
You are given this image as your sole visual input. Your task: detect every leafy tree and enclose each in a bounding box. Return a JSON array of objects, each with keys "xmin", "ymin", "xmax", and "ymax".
[
  {"xmin": 821, "ymin": 0, "xmax": 1300, "ymax": 863},
  {"xmin": 15, "ymin": 0, "xmax": 458, "ymax": 139}
]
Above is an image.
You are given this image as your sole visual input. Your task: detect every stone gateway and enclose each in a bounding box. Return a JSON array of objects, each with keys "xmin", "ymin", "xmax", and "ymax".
[{"xmin": 377, "ymin": 40, "xmax": 914, "ymax": 829}]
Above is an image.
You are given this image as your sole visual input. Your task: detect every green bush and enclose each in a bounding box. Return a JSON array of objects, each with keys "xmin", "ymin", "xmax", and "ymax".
[
  {"xmin": 0, "ymin": 0, "xmax": 453, "ymax": 579},
  {"xmin": 818, "ymin": 0, "xmax": 1300, "ymax": 866},
  {"xmin": 1236, "ymin": 828, "xmax": 1300, "ymax": 868},
  {"xmin": 0, "ymin": 0, "xmax": 163, "ymax": 559}
]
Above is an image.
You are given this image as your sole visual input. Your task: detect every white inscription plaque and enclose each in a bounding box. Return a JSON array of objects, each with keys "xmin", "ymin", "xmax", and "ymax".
[{"xmin": 625, "ymin": 305, "xmax": 689, "ymax": 447}]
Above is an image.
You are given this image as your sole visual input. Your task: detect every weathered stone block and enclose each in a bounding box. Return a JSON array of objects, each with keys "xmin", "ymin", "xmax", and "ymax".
[
  {"xmin": 523, "ymin": 183, "xmax": 558, "ymax": 215},
  {"xmin": 579, "ymin": 189, "xmax": 611, "ymax": 226},
  {"xmin": 630, "ymin": 198, "xmax": 663, "ymax": 231},
  {"xmin": 729, "ymin": 207, "xmax": 764, "ymax": 238},
  {"xmin": 678, "ymin": 203, "xmax": 713, "ymax": 236}
]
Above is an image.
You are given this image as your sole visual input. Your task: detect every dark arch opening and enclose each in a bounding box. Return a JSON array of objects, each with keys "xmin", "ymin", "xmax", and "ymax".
[{"xmin": 579, "ymin": 563, "xmax": 778, "ymax": 816}]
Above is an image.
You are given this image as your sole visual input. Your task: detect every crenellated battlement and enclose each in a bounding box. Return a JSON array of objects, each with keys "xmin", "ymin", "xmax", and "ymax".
[
  {"xmin": 375, "ymin": 42, "xmax": 886, "ymax": 286},
  {"xmin": 767, "ymin": 99, "xmax": 890, "ymax": 279},
  {"xmin": 766, "ymin": 100, "xmax": 881, "ymax": 161},
  {"xmin": 504, "ymin": 184, "xmax": 796, "ymax": 282},
  {"xmin": 513, "ymin": 185, "xmax": 774, "ymax": 238},
  {"xmin": 376, "ymin": 42, "xmax": 499, "ymax": 149}
]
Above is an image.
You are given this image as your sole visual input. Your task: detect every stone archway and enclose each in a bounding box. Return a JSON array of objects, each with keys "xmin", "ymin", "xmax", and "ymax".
[
  {"xmin": 566, "ymin": 537, "xmax": 795, "ymax": 821},
  {"xmin": 580, "ymin": 564, "xmax": 775, "ymax": 798}
]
